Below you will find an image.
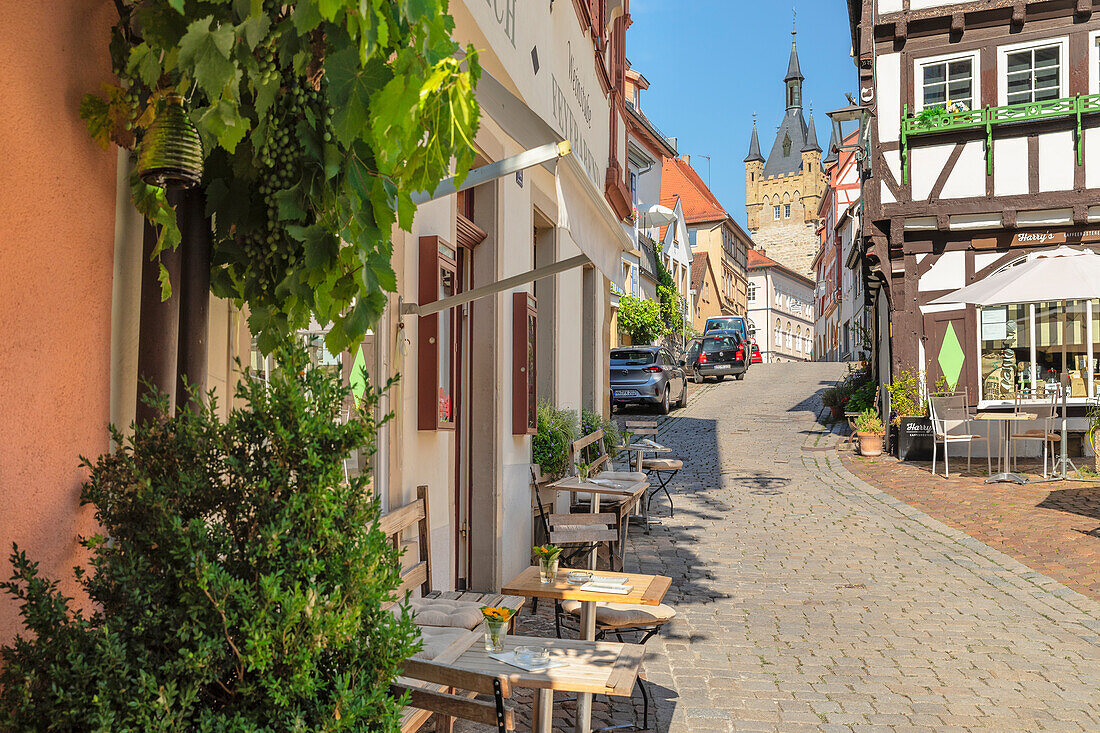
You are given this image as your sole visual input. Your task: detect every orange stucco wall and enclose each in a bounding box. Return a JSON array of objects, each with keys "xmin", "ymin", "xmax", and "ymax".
[{"xmin": 0, "ymin": 2, "xmax": 118, "ymax": 646}]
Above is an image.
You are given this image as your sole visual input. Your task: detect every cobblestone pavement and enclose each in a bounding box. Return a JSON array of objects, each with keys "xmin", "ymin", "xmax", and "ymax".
[
  {"xmin": 453, "ymin": 362, "xmax": 1100, "ymax": 732},
  {"xmin": 841, "ymin": 452, "xmax": 1100, "ymax": 602}
]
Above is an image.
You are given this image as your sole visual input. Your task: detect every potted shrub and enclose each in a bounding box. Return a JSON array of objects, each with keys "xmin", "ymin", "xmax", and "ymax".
[
  {"xmin": 854, "ymin": 408, "xmax": 886, "ymax": 457},
  {"xmin": 821, "ymin": 387, "xmax": 845, "ymax": 420},
  {"xmin": 532, "ymin": 400, "xmax": 579, "ymax": 480},
  {"xmin": 887, "ymin": 370, "xmax": 934, "ymax": 461}
]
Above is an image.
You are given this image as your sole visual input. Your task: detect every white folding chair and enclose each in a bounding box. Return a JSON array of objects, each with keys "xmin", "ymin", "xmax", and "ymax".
[{"xmin": 1010, "ymin": 391, "xmax": 1061, "ymax": 478}]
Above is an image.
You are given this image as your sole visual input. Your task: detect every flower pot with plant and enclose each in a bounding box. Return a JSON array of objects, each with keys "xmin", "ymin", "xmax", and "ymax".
[
  {"xmin": 821, "ymin": 387, "xmax": 845, "ymax": 420},
  {"xmin": 533, "ymin": 544, "xmax": 562, "ymax": 583},
  {"xmin": 854, "ymin": 409, "xmax": 886, "ymax": 457},
  {"xmin": 480, "ymin": 606, "xmax": 515, "ymax": 652},
  {"xmin": 887, "ymin": 370, "xmax": 946, "ymax": 461}
]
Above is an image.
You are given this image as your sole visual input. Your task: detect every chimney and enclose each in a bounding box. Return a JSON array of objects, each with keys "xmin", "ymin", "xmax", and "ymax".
[{"xmin": 682, "ymin": 154, "xmax": 690, "ymax": 166}]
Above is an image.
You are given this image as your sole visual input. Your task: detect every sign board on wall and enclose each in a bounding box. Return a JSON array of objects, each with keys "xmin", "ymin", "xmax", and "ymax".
[
  {"xmin": 456, "ymin": 0, "xmax": 612, "ymax": 191},
  {"xmin": 972, "ymin": 227, "xmax": 1100, "ymax": 250}
]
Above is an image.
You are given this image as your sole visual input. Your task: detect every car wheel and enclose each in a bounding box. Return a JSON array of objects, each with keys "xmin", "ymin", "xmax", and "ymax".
[
  {"xmin": 676, "ymin": 381, "xmax": 688, "ymax": 407},
  {"xmin": 657, "ymin": 385, "xmax": 671, "ymax": 415},
  {"xmin": 735, "ymin": 372, "xmax": 745, "ymax": 381},
  {"xmin": 716, "ymin": 375, "xmax": 726, "ymax": 382},
  {"xmin": 692, "ymin": 372, "xmax": 704, "ymax": 384}
]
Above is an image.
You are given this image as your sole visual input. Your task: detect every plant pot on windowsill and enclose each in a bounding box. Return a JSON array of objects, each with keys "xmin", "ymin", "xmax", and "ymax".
[
  {"xmin": 856, "ymin": 432, "xmax": 885, "ymax": 457},
  {"xmin": 897, "ymin": 416, "xmax": 934, "ymax": 461}
]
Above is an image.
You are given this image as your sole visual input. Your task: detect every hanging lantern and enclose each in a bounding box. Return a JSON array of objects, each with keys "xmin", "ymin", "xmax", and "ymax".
[{"xmin": 137, "ymin": 93, "xmax": 203, "ymax": 189}]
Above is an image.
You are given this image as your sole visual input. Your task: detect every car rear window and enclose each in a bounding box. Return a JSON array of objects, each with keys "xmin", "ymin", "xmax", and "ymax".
[
  {"xmin": 611, "ymin": 350, "xmax": 655, "ymax": 365},
  {"xmin": 702, "ymin": 336, "xmax": 739, "ymax": 352},
  {"xmin": 706, "ymin": 318, "xmax": 742, "ymax": 333}
]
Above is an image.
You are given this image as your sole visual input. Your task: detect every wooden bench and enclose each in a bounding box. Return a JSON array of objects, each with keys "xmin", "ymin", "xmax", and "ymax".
[{"xmin": 382, "ymin": 485, "xmax": 526, "ymax": 621}]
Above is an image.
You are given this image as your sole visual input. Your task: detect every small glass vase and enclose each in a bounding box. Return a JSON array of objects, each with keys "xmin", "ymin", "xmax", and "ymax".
[
  {"xmin": 539, "ymin": 556, "xmax": 559, "ymax": 584},
  {"xmin": 483, "ymin": 619, "xmax": 507, "ymax": 652}
]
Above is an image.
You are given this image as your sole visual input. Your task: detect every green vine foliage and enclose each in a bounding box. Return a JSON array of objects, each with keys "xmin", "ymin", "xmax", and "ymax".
[
  {"xmin": 82, "ymin": 0, "xmax": 481, "ymax": 354},
  {"xmin": 651, "ymin": 239, "xmax": 684, "ymax": 333},
  {"xmin": 617, "ymin": 294, "xmax": 664, "ymax": 345},
  {"xmin": 0, "ymin": 350, "xmax": 417, "ymax": 730}
]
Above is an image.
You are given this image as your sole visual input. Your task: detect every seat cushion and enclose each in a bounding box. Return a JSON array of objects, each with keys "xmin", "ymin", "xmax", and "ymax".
[
  {"xmin": 407, "ymin": 597, "xmax": 486, "ymax": 630},
  {"xmin": 561, "ymin": 600, "xmax": 676, "ymax": 627},
  {"xmin": 411, "ymin": 625, "xmax": 470, "ymax": 660},
  {"xmin": 642, "ymin": 458, "xmax": 683, "ymax": 471}
]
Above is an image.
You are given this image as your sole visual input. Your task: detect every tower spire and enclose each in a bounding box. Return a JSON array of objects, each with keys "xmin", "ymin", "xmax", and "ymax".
[
  {"xmin": 745, "ymin": 115, "xmax": 765, "ymax": 163},
  {"xmin": 784, "ymin": 12, "xmax": 804, "ymax": 110}
]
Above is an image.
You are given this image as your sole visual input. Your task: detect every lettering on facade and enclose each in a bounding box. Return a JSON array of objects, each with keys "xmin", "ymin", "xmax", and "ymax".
[
  {"xmin": 486, "ymin": 0, "xmax": 516, "ymax": 47},
  {"xmin": 551, "ymin": 74, "xmax": 601, "ymax": 187},
  {"xmin": 567, "ymin": 42, "xmax": 593, "ymax": 125},
  {"xmin": 974, "ymin": 227, "xmax": 1100, "ymax": 249}
]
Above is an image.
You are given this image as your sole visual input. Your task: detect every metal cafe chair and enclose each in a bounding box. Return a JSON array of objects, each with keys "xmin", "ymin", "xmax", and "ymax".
[
  {"xmin": 929, "ymin": 392, "xmax": 990, "ymax": 478},
  {"xmin": 1011, "ymin": 390, "xmax": 1061, "ymax": 478}
]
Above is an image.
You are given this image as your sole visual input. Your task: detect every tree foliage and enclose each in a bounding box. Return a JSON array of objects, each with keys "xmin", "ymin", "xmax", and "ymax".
[
  {"xmin": 82, "ymin": 0, "xmax": 481, "ymax": 354},
  {"xmin": 616, "ymin": 294, "xmax": 664, "ymax": 346},
  {"xmin": 0, "ymin": 353, "xmax": 418, "ymax": 731}
]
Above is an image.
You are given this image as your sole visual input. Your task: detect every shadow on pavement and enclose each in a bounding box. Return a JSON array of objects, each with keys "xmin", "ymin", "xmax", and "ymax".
[{"xmin": 1037, "ymin": 486, "xmax": 1100, "ymax": 521}]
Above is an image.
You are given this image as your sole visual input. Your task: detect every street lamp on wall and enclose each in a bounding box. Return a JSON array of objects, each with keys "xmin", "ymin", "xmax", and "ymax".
[
  {"xmin": 826, "ymin": 102, "xmax": 871, "ymax": 164},
  {"xmin": 137, "ymin": 93, "xmax": 203, "ymax": 189}
]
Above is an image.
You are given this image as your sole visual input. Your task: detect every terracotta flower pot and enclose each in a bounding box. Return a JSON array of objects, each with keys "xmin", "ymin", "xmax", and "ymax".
[
  {"xmin": 829, "ymin": 405, "xmax": 844, "ymax": 420},
  {"xmin": 857, "ymin": 432, "xmax": 884, "ymax": 457}
]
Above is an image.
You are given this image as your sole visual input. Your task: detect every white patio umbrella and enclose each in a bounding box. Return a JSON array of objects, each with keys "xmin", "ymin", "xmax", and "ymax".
[
  {"xmin": 929, "ymin": 246, "xmax": 1100, "ymax": 306},
  {"xmin": 931, "ymin": 246, "xmax": 1100, "ymax": 481}
]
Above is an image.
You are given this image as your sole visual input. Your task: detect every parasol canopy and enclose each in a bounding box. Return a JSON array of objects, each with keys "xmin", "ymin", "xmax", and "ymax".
[{"xmin": 929, "ymin": 246, "xmax": 1100, "ymax": 306}]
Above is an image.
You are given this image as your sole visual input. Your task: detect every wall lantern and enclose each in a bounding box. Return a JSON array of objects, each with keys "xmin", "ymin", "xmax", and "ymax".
[
  {"xmin": 826, "ymin": 102, "xmax": 871, "ymax": 162},
  {"xmin": 137, "ymin": 93, "xmax": 203, "ymax": 189}
]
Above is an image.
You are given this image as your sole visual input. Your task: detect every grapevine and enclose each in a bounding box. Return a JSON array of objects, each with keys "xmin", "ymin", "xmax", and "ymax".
[{"xmin": 81, "ymin": 0, "xmax": 481, "ymax": 355}]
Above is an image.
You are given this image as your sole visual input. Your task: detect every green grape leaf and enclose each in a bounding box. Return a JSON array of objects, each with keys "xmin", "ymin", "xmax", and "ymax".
[
  {"xmin": 196, "ymin": 99, "xmax": 251, "ymax": 153},
  {"xmin": 79, "ymin": 93, "xmax": 112, "ymax": 150},
  {"xmin": 292, "ymin": 0, "xmax": 323, "ymax": 34},
  {"xmin": 326, "ymin": 47, "xmax": 390, "ymax": 147},
  {"xmin": 127, "ymin": 43, "xmax": 163, "ymax": 88},
  {"xmin": 178, "ymin": 16, "xmax": 238, "ymax": 101},
  {"xmin": 237, "ymin": 14, "xmax": 271, "ymax": 50}
]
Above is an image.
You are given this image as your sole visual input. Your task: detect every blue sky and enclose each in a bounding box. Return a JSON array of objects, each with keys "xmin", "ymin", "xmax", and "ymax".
[{"xmin": 626, "ymin": 0, "xmax": 856, "ymax": 228}]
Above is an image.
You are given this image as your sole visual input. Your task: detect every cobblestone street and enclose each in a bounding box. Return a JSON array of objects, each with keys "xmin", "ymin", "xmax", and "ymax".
[
  {"xmin": 626, "ymin": 361, "xmax": 1100, "ymax": 732},
  {"xmin": 456, "ymin": 362, "xmax": 1100, "ymax": 732}
]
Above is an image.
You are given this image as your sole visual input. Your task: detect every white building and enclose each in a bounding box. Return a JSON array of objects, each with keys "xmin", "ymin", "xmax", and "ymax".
[{"xmin": 747, "ymin": 249, "xmax": 816, "ymax": 362}]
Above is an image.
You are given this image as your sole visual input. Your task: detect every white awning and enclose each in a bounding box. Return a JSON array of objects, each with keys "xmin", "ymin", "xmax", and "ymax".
[{"xmin": 476, "ymin": 69, "xmax": 632, "ymax": 286}]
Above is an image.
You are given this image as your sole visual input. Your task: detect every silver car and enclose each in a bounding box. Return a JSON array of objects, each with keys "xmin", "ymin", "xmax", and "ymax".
[{"xmin": 609, "ymin": 346, "xmax": 687, "ymax": 414}]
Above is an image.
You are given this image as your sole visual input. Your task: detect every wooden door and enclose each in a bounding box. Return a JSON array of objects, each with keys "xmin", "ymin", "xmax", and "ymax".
[{"xmin": 924, "ymin": 307, "xmax": 978, "ymax": 404}]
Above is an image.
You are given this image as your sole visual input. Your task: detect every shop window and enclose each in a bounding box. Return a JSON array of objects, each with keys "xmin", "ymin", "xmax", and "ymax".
[
  {"xmin": 418, "ymin": 236, "xmax": 459, "ymax": 430},
  {"xmin": 512, "ymin": 292, "xmax": 538, "ymax": 435},
  {"xmin": 979, "ymin": 299, "xmax": 1096, "ymax": 402}
]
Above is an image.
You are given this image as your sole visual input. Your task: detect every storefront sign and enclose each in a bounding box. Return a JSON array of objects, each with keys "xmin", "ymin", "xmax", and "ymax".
[
  {"xmin": 485, "ymin": 0, "xmax": 516, "ymax": 47},
  {"xmin": 973, "ymin": 227, "xmax": 1100, "ymax": 250}
]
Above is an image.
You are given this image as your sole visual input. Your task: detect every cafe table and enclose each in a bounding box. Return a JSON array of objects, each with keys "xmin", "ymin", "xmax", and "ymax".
[
  {"xmin": 439, "ymin": 629, "xmax": 646, "ymax": 733},
  {"xmin": 624, "ymin": 439, "xmax": 672, "ymax": 472},
  {"xmin": 502, "ymin": 565, "xmax": 672, "ymax": 733},
  {"xmin": 548, "ymin": 473, "xmax": 648, "ymax": 569},
  {"xmin": 975, "ymin": 411, "xmax": 1036, "ymax": 484}
]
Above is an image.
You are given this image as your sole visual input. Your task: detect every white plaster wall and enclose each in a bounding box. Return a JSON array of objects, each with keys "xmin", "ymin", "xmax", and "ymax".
[
  {"xmin": 911, "ymin": 0, "xmax": 972, "ymax": 9},
  {"xmin": 878, "ymin": 0, "xmax": 903, "ymax": 12},
  {"xmin": 877, "ymin": 54, "xmax": 901, "ymax": 144},
  {"xmin": 395, "ymin": 194, "xmax": 459, "ymax": 591},
  {"xmin": 974, "ymin": 252, "xmax": 1006, "ymax": 273},
  {"xmin": 912, "ymin": 143, "xmax": 954, "ymax": 201},
  {"xmin": 993, "ymin": 137, "xmax": 1029, "ymax": 196},
  {"xmin": 1086, "ymin": 127, "xmax": 1100, "ymax": 189},
  {"xmin": 497, "ymin": 158, "xmax": 536, "ymax": 590},
  {"xmin": 939, "ymin": 141, "xmax": 985, "ymax": 199},
  {"xmin": 1039, "ymin": 131, "xmax": 1074, "ymax": 192},
  {"xmin": 918, "ymin": 250, "xmax": 966, "ymax": 292}
]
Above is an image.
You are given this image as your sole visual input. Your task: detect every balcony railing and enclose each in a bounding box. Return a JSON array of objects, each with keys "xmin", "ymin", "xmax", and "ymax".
[{"xmin": 899, "ymin": 93, "xmax": 1100, "ymax": 183}]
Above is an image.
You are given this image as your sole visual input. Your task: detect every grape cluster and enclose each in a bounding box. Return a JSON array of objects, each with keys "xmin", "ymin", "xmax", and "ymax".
[{"xmin": 238, "ymin": 70, "xmax": 336, "ymax": 291}]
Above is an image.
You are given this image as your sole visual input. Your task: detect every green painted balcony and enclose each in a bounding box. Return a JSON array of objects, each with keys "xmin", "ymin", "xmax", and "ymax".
[{"xmin": 899, "ymin": 93, "xmax": 1100, "ymax": 183}]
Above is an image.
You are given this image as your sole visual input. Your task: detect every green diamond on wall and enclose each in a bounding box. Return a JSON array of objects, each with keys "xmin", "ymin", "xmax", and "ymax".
[
  {"xmin": 938, "ymin": 323, "xmax": 965, "ymax": 391},
  {"xmin": 350, "ymin": 347, "xmax": 367, "ymax": 402}
]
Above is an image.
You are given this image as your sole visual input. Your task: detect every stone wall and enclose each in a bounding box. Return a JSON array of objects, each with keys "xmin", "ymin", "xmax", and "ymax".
[{"xmin": 750, "ymin": 219, "xmax": 820, "ymax": 278}]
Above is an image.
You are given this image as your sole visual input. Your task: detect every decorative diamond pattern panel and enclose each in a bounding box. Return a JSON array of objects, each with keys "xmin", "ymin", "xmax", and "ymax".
[{"xmin": 938, "ymin": 322, "xmax": 965, "ymax": 391}]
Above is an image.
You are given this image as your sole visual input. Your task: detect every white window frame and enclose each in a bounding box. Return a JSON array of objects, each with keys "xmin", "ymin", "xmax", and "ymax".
[
  {"xmin": 1090, "ymin": 30, "xmax": 1100, "ymax": 96},
  {"xmin": 748, "ymin": 282, "xmax": 757, "ymax": 303},
  {"xmin": 913, "ymin": 50, "xmax": 981, "ymax": 113},
  {"xmin": 773, "ymin": 205, "xmax": 781, "ymax": 220},
  {"xmin": 997, "ymin": 36, "xmax": 1070, "ymax": 107},
  {"xmin": 784, "ymin": 203, "xmax": 791, "ymax": 219}
]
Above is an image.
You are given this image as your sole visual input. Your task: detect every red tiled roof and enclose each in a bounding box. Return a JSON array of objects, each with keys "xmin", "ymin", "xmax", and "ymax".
[
  {"xmin": 747, "ymin": 249, "xmax": 782, "ymax": 269},
  {"xmin": 661, "ymin": 156, "xmax": 728, "ymax": 224}
]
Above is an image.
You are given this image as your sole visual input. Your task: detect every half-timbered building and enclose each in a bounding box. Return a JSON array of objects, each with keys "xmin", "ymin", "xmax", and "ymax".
[{"xmin": 849, "ymin": 0, "xmax": 1100, "ymax": 429}]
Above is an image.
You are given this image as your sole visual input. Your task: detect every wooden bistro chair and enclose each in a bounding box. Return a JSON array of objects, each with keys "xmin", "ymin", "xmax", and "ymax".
[
  {"xmin": 624, "ymin": 419, "xmax": 682, "ymax": 518},
  {"xmin": 1011, "ymin": 391, "xmax": 1061, "ymax": 478},
  {"xmin": 567, "ymin": 430, "xmax": 644, "ymax": 571},
  {"xmin": 396, "ymin": 657, "xmax": 515, "ymax": 733},
  {"xmin": 382, "ymin": 486, "xmax": 525, "ymax": 633},
  {"xmin": 928, "ymin": 394, "xmax": 990, "ymax": 479}
]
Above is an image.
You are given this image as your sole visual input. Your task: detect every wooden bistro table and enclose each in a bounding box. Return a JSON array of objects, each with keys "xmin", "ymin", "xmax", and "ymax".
[
  {"xmin": 503, "ymin": 565, "xmax": 672, "ymax": 733},
  {"xmin": 624, "ymin": 440, "xmax": 672, "ymax": 472},
  {"xmin": 548, "ymin": 473, "xmax": 648, "ymax": 569},
  {"xmin": 975, "ymin": 412, "xmax": 1036, "ymax": 484},
  {"xmin": 440, "ymin": 629, "xmax": 645, "ymax": 733}
]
